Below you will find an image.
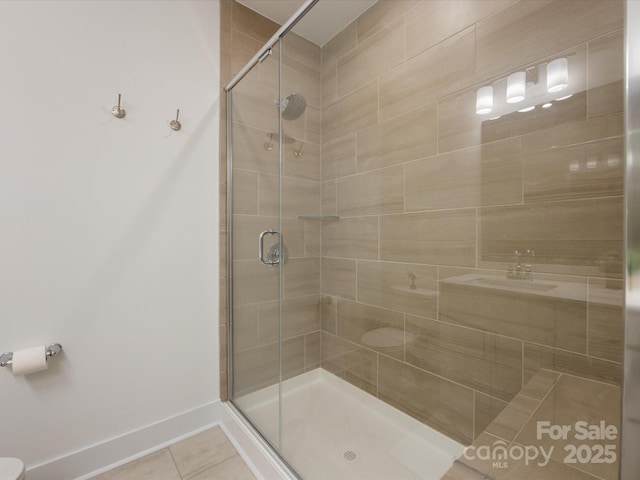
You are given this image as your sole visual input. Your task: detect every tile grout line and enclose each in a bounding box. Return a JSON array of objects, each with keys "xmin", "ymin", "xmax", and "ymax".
[
  {"xmin": 166, "ymin": 446, "xmax": 182, "ymax": 480},
  {"xmin": 521, "ymin": 341, "xmax": 525, "ymax": 389},
  {"xmin": 586, "ymin": 277, "xmax": 591, "ymax": 356},
  {"xmin": 472, "ymin": 390, "xmax": 476, "ymax": 440}
]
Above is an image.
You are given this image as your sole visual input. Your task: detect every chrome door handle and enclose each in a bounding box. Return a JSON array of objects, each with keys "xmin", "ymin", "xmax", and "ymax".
[{"xmin": 259, "ymin": 229, "xmax": 280, "ymax": 266}]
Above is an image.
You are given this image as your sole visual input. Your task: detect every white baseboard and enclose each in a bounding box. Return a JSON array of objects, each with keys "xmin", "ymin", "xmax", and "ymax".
[
  {"xmin": 218, "ymin": 402, "xmax": 296, "ymax": 480},
  {"xmin": 27, "ymin": 402, "xmax": 220, "ymax": 480},
  {"xmin": 24, "ymin": 400, "xmax": 293, "ymax": 480}
]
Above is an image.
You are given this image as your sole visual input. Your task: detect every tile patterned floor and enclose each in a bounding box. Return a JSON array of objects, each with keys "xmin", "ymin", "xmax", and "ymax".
[{"xmin": 91, "ymin": 426, "xmax": 256, "ymax": 480}]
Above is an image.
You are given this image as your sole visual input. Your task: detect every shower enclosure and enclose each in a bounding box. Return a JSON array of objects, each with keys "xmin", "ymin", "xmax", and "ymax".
[{"xmin": 224, "ymin": 0, "xmax": 634, "ymax": 478}]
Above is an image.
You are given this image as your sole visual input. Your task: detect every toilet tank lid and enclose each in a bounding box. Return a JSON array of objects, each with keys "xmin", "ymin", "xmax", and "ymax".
[{"xmin": 0, "ymin": 457, "xmax": 25, "ymax": 478}]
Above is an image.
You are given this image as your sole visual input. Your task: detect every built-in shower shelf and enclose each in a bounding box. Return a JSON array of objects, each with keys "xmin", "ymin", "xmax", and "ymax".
[{"xmin": 297, "ymin": 215, "xmax": 340, "ymax": 221}]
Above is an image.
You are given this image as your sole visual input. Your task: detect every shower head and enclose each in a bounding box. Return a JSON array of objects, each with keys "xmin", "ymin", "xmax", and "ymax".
[{"xmin": 276, "ymin": 93, "xmax": 307, "ymax": 121}]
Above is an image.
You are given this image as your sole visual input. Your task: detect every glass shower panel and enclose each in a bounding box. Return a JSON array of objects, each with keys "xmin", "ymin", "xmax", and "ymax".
[
  {"xmin": 229, "ymin": 42, "xmax": 282, "ymax": 450},
  {"xmin": 226, "ymin": 0, "xmax": 627, "ymax": 478},
  {"xmin": 276, "ymin": 30, "xmax": 323, "ymax": 477},
  {"xmin": 311, "ymin": 0, "xmax": 624, "ymax": 479}
]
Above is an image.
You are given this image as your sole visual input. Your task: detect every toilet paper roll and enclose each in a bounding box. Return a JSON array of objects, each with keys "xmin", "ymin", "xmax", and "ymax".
[{"xmin": 12, "ymin": 345, "xmax": 48, "ymax": 376}]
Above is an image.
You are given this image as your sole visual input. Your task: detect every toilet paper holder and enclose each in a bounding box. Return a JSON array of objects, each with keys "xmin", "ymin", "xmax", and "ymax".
[{"xmin": 0, "ymin": 344, "xmax": 63, "ymax": 368}]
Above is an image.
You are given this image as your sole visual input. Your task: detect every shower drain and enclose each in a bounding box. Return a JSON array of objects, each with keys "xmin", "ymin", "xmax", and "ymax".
[{"xmin": 343, "ymin": 450, "xmax": 358, "ymax": 462}]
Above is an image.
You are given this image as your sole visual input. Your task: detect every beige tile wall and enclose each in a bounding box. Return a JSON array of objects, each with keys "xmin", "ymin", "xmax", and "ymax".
[
  {"xmin": 318, "ymin": 0, "xmax": 624, "ymax": 446},
  {"xmin": 221, "ymin": 1, "xmax": 323, "ymax": 400},
  {"xmin": 221, "ymin": 0, "xmax": 625, "ymax": 450}
]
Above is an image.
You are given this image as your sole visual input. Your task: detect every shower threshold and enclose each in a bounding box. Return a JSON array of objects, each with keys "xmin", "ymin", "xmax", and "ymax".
[{"xmin": 235, "ymin": 368, "xmax": 465, "ymax": 480}]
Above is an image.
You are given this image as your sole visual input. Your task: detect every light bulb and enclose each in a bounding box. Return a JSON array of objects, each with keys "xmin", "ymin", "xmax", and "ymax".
[
  {"xmin": 476, "ymin": 86, "xmax": 493, "ymax": 115},
  {"xmin": 547, "ymin": 57, "xmax": 568, "ymax": 93},
  {"xmin": 506, "ymin": 71, "xmax": 526, "ymax": 103}
]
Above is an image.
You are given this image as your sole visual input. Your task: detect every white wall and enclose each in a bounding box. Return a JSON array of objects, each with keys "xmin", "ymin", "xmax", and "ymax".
[{"xmin": 0, "ymin": 0, "xmax": 220, "ymax": 473}]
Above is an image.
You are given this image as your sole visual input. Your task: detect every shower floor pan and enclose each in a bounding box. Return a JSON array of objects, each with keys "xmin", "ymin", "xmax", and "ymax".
[{"xmin": 235, "ymin": 368, "xmax": 465, "ymax": 480}]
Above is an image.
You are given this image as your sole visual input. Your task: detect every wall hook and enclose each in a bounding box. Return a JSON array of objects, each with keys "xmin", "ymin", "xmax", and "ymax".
[
  {"xmin": 111, "ymin": 94, "xmax": 126, "ymax": 118},
  {"xmin": 170, "ymin": 109, "xmax": 182, "ymax": 131},
  {"xmin": 294, "ymin": 142, "xmax": 304, "ymax": 158}
]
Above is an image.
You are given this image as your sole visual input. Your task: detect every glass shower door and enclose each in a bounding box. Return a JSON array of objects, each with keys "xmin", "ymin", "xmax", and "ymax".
[{"xmin": 228, "ymin": 42, "xmax": 283, "ymax": 450}]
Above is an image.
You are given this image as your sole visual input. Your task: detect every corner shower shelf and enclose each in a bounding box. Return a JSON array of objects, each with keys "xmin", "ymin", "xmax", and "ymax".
[{"xmin": 297, "ymin": 215, "xmax": 340, "ymax": 221}]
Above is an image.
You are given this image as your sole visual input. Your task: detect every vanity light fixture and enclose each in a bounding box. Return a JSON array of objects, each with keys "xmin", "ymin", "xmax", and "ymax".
[
  {"xmin": 506, "ymin": 71, "xmax": 526, "ymax": 103},
  {"xmin": 475, "ymin": 57, "xmax": 572, "ymax": 117},
  {"xmin": 475, "ymin": 85, "xmax": 494, "ymax": 115},
  {"xmin": 556, "ymin": 94, "xmax": 573, "ymax": 101},
  {"xmin": 547, "ymin": 57, "xmax": 569, "ymax": 93}
]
